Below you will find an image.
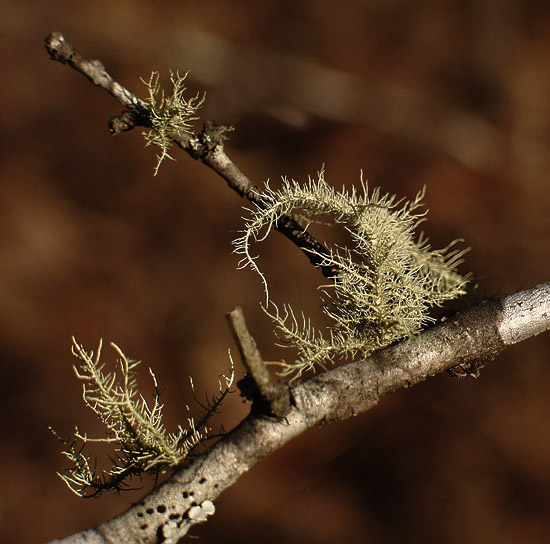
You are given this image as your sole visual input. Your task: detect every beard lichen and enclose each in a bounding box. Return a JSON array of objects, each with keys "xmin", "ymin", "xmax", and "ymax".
[
  {"xmin": 141, "ymin": 70, "xmax": 205, "ymax": 175},
  {"xmin": 234, "ymin": 171, "xmax": 469, "ymax": 380},
  {"xmin": 49, "ymin": 338, "xmax": 234, "ymax": 497}
]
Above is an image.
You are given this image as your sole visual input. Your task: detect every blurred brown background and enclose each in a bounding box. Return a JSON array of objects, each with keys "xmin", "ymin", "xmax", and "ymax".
[{"xmin": 1, "ymin": 1, "xmax": 550, "ymax": 543}]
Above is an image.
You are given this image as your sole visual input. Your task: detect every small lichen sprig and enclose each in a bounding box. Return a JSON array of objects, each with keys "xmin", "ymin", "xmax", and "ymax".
[
  {"xmin": 49, "ymin": 337, "xmax": 234, "ymax": 497},
  {"xmin": 234, "ymin": 171, "xmax": 469, "ymax": 380},
  {"xmin": 142, "ymin": 70, "xmax": 205, "ymax": 175}
]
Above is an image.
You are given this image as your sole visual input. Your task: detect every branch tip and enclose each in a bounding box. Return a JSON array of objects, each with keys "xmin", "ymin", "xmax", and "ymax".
[{"xmin": 44, "ymin": 32, "xmax": 73, "ymax": 63}]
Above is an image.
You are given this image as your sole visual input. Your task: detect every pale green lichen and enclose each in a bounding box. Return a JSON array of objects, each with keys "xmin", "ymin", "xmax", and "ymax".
[
  {"xmin": 142, "ymin": 70, "xmax": 205, "ymax": 175},
  {"xmin": 235, "ymin": 171, "xmax": 469, "ymax": 380},
  {"xmin": 49, "ymin": 338, "xmax": 234, "ymax": 497}
]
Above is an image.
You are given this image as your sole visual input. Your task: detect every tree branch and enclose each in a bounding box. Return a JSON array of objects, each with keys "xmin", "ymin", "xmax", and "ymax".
[
  {"xmin": 43, "ymin": 30, "xmax": 550, "ymax": 544},
  {"xmin": 44, "ymin": 32, "xmax": 337, "ymax": 279},
  {"xmin": 45, "ymin": 282, "xmax": 550, "ymax": 543},
  {"xmin": 44, "ymin": 32, "xmax": 150, "ymax": 119}
]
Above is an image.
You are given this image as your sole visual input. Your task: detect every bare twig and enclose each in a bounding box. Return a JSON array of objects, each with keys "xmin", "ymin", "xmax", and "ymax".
[
  {"xmin": 167, "ymin": 27, "xmax": 507, "ymax": 178},
  {"xmin": 44, "ymin": 32, "xmax": 150, "ymax": 120},
  {"xmin": 45, "ymin": 283, "xmax": 550, "ymax": 544},
  {"xmin": 226, "ymin": 307, "xmax": 290, "ymax": 417}
]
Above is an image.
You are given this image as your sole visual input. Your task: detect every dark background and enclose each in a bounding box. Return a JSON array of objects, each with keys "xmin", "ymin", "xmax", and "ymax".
[{"xmin": 2, "ymin": 2, "xmax": 549, "ymax": 543}]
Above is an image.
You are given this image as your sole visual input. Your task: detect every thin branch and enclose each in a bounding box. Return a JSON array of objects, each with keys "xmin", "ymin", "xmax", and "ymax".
[
  {"xmin": 44, "ymin": 32, "xmax": 150, "ymax": 121},
  {"xmin": 179, "ymin": 124, "xmax": 337, "ymax": 276},
  {"xmin": 166, "ymin": 27, "xmax": 506, "ymax": 178},
  {"xmin": 226, "ymin": 306, "xmax": 290, "ymax": 417},
  {"xmin": 44, "ymin": 32, "xmax": 337, "ymax": 279},
  {"xmin": 45, "ymin": 282, "xmax": 550, "ymax": 544}
]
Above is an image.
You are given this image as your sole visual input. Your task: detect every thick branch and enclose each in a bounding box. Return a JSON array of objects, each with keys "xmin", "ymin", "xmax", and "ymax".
[{"xmin": 45, "ymin": 282, "xmax": 550, "ymax": 544}]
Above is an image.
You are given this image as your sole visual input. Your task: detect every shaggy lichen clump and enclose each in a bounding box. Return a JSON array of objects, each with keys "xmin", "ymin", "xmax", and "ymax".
[
  {"xmin": 142, "ymin": 70, "xmax": 205, "ymax": 175},
  {"xmin": 235, "ymin": 172, "xmax": 469, "ymax": 379},
  {"xmin": 49, "ymin": 338, "xmax": 234, "ymax": 497}
]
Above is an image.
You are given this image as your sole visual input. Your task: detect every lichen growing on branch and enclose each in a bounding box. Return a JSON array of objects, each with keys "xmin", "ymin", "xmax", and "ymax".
[
  {"xmin": 235, "ymin": 171, "xmax": 469, "ymax": 380},
  {"xmin": 49, "ymin": 337, "xmax": 234, "ymax": 497},
  {"xmin": 141, "ymin": 70, "xmax": 205, "ymax": 175}
]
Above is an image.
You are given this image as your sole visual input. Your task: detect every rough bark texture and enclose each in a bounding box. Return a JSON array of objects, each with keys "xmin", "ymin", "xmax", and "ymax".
[{"xmin": 46, "ymin": 283, "xmax": 550, "ymax": 544}]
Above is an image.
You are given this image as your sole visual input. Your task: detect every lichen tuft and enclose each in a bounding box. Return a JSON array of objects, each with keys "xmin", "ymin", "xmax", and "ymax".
[{"xmin": 234, "ymin": 171, "xmax": 469, "ymax": 380}]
